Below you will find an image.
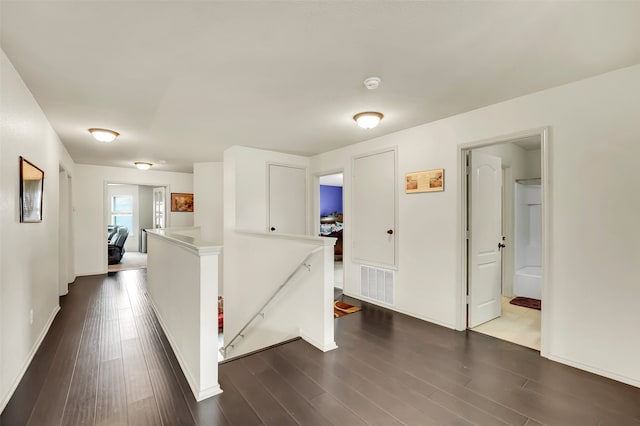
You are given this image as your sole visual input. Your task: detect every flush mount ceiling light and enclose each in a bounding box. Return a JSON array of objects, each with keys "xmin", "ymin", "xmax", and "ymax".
[
  {"xmin": 88, "ymin": 128, "xmax": 119, "ymax": 142},
  {"xmin": 134, "ymin": 162, "xmax": 153, "ymax": 170},
  {"xmin": 353, "ymin": 111, "xmax": 384, "ymax": 129}
]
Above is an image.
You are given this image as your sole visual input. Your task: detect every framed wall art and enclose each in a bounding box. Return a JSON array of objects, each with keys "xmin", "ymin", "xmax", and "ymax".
[
  {"xmin": 405, "ymin": 168, "xmax": 444, "ymax": 193},
  {"xmin": 20, "ymin": 156, "xmax": 45, "ymax": 222},
  {"xmin": 171, "ymin": 192, "xmax": 194, "ymax": 212}
]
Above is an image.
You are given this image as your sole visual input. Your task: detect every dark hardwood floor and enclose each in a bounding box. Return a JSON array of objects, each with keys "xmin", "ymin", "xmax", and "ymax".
[{"xmin": 2, "ymin": 270, "xmax": 639, "ymax": 425}]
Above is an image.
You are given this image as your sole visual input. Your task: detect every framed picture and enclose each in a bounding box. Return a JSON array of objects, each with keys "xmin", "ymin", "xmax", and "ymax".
[
  {"xmin": 171, "ymin": 192, "xmax": 194, "ymax": 212},
  {"xmin": 405, "ymin": 168, "xmax": 444, "ymax": 193},
  {"xmin": 20, "ymin": 156, "xmax": 45, "ymax": 222}
]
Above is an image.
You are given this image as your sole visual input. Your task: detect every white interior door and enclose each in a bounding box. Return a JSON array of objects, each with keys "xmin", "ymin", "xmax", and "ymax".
[
  {"xmin": 153, "ymin": 187, "xmax": 166, "ymax": 228},
  {"xmin": 468, "ymin": 151, "xmax": 503, "ymax": 328},
  {"xmin": 352, "ymin": 150, "xmax": 396, "ymax": 266},
  {"xmin": 268, "ymin": 164, "xmax": 306, "ymax": 235}
]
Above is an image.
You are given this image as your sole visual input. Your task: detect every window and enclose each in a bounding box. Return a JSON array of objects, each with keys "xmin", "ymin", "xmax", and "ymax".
[{"xmin": 111, "ymin": 195, "xmax": 133, "ymax": 232}]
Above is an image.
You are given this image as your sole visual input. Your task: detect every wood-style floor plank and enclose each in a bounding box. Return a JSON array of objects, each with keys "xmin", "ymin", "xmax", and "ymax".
[
  {"xmin": 4, "ymin": 270, "xmax": 640, "ymax": 426},
  {"xmin": 241, "ymin": 354, "xmax": 334, "ymax": 426}
]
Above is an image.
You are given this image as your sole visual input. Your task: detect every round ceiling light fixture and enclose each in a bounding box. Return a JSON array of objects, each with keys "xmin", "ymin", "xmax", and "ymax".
[
  {"xmin": 88, "ymin": 128, "xmax": 119, "ymax": 142},
  {"xmin": 134, "ymin": 161, "xmax": 153, "ymax": 171},
  {"xmin": 353, "ymin": 111, "xmax": 383, "ymax": 129}
]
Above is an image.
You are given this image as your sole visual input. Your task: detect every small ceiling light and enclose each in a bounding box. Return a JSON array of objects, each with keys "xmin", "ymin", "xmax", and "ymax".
[
  {"xmin": 353, "ymin": 112, "xmax": 383, "ymax": 129},
  {"xmin": 88, "ymin": 128, "xmax": 119, "ymax": 142},
  {"xmin": 134, "ymin": 162, "xmax": 152, "ymax": 170}
]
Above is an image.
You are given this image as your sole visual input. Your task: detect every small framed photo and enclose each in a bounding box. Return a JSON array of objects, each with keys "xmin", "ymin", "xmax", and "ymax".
[
  {"xmin": 405, "ymin": 168, "xmax": 444, "ymax": 193},
  {"xmin": 20, "ymin": 156, "xmax": 45, "ymax": 222},
  {"xmin": 171, "ymin": 193, "xmax": 194, "ymax": 212}
]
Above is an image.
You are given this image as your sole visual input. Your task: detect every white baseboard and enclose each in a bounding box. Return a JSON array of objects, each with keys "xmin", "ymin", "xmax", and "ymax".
[
  {"xmin": 147, "ymin": 296, "xmax": 222, "ymax": 402},
  {"xmin": 300, "ymin": 332, "xmax": 338, "ymax": 352},
  {"xmin": 197, "ymin": 384, "xmax": 223, "ymax": 401},
  {"xmin": 75, "ymin": 269, "xmax": 107, "ymax": 277},
  {"xmin": 342, "ymin": 291, "xmax": 458, "ymax": 330},
  {"xmin": 0, "ymin": 305, "xmax": 60, "ymax": 412},
  {"xmin": 547, "ymin": 353, "xmax": 640, "ymax": 389}
]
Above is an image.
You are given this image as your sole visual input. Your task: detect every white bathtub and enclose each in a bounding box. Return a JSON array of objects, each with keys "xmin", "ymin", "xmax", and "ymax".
[{"xmin": 514, "ymin": 265, "xmax": 542, "ymax": 300}]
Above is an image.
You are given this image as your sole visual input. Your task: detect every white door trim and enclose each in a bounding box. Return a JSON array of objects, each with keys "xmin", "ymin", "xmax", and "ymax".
[{"xmin": 457, "ymin": 127, "xmax": 551, "ymax": 357}]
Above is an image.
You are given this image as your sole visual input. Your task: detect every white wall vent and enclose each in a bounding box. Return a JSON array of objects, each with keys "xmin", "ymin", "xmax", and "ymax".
[{"xmin": 360, "ymin": 265, "xmax": 394, "ymax": 305}]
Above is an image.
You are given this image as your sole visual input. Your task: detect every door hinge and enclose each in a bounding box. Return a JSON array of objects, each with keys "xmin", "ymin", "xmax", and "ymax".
[
  {"xmin": 466, "ymin": 294, "xmax": 471, "ymax": 304},
  {"xmin": 466, "ymin": 230, "xmax": 471, "ymax": 239},
  {"xmin": 466, "ymin": 165, "xmax": 471, "ymax": 175}
]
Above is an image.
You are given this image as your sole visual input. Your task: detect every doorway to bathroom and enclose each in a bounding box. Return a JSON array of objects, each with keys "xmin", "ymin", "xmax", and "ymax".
[{"xmin": 462, "ymin": 129, "xmax": 547, "ymax": 351}]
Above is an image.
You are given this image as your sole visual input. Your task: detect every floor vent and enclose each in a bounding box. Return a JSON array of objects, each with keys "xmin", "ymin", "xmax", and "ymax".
[{"xmin": 360, "ymin": 265, "xmax": 394, "ymax": 305}]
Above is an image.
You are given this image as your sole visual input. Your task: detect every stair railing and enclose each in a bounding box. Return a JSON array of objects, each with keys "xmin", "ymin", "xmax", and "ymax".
[{"xmin": 221, "ymin": 245, "xmax": 323, "ymax": 358}]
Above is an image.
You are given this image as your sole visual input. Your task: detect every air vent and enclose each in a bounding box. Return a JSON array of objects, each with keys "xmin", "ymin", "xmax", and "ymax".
[{"xmin": 360, "ymin": 265, "xmax": 394, "ymax": 305}]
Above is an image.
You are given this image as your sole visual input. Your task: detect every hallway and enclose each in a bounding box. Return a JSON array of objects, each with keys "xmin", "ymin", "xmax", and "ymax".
[{"xmin": 2, "ymin": 270, "xmax": 639, "ymax": 425}]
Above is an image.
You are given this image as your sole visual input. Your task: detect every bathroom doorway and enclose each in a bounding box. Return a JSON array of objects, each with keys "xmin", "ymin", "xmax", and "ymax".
[{"xmin": 462, "ymin": 130, "xmax": 547, "ymax": 351}]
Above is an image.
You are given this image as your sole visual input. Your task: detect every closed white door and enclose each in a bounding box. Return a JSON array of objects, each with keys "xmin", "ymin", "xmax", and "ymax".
[
  {"xmin": 268, "ymin": 164, "xmax": 306, "ymax": 235},
  {"xmin": 468, "ymin": 151, "xmax": 503, "ymax": 328},
  {"xmin": 352, "ymin": 150, "xmax": 396, "ymax": 266},
  {"xmin": 153, "ymin": 187, "xmax": 165, "ymax": 228}
]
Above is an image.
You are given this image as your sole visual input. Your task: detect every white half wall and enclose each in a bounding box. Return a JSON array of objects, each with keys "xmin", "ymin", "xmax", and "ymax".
[
  {"xmin": 223, "ymin": 232, "xmax": 336, "ymax": 358},
  {"xmin": 146, "ymin": 228, "xmax": 222, "ymax": 401},
  {"xmin": 1, "ymin": 49, "xmax": 76, "ymax": 411},
  {"xmin": 74, "ymin": 165, "xmax": 193, "ymax": 276},
  {"xmin": 310, "ymin": 64, "xmax": 640, "ymax": 387}
]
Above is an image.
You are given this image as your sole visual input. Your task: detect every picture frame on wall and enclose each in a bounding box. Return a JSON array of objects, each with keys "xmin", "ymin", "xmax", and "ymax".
[
  {"xmin": 405, "ymin": 168, "xmax": 444, "ymax": 193},
  {"xmin": 20, "ymin": 156, "xmax": 45, "ymax": 222},
  {"xmin": 171, "ymin": 192, "xmax": 194, "ymax": 212}
]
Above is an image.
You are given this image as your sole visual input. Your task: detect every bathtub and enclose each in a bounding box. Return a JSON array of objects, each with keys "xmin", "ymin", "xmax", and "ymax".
[{"xmin": 514, "ymin": 265, "xmax": 542, "ymax": 300}]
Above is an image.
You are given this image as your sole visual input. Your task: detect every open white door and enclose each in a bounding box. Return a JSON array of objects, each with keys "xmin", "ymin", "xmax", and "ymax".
[{"xmin": 468, "ymin": 151, "xmax": 503, "ymax": 328}]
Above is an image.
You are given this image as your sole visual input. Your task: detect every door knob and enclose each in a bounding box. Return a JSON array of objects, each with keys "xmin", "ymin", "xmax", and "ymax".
[
  {"xmin": 498, "ymin": 243, "xmax": 506, "ymax": 249},
  {"xmin": 270, "ymin": 227, "xmax": 276, "ymax": 231},
  {"xmin": 387, "ymin": 229, "xmax": 394, "ymax": 235}
]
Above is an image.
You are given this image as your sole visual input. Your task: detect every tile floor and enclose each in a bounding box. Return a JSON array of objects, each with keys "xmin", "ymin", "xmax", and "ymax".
[{"xmin": 471, "ymin": 296, "xmax": 541, "ymax": 351}]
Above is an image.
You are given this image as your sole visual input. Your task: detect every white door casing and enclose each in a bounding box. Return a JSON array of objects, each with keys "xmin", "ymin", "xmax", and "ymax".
[
  {"xmin": 468, "ymin": 151, "xmax": 503, "ymax": 328},
  {"xmin": 268, "ymin": 164, "xmax": 306, "ymax": 235},
  {"xmin": 352, "ymin": 150, "xmax": 396, "ymax": 267}
]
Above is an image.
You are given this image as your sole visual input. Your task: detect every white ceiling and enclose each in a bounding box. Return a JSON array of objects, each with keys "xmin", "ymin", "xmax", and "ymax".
[
  {"xmin": 319, "ymin": 173, "xmax": 343, "ymax": 187},
  {"xmin": 1, "ymin": 1, "xmax": 639, "ymax": 172}
]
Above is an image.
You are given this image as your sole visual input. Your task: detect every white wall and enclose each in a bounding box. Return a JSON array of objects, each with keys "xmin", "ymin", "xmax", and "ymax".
[
  {"xmin": 193, "ymin": 162, "xmax": 223, "ymax": 244},
  {"xmin": 74, "ymin": 165, "xmax": 193, "ymax": 276},
  {"xmin": 526, "ymin": 149, "xmax": 542, "ymax": 178},
  {"xmin": 223, "ymin": 146, "xmax": 335, "ymax": 358},
  {"xmin": 1, "ymin": 49, "xmax": 76, "ymax": 410},
  {"xmin": 310, "ymin": 65, "xmax": 640, "ymax": 387},
  {"xmin": 138, "ymin": 185, "xmax": 154, "ymax": 230},
  {"xmin": 224, "ymin": 146, "xmax": 309, "ymax": 233}
]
